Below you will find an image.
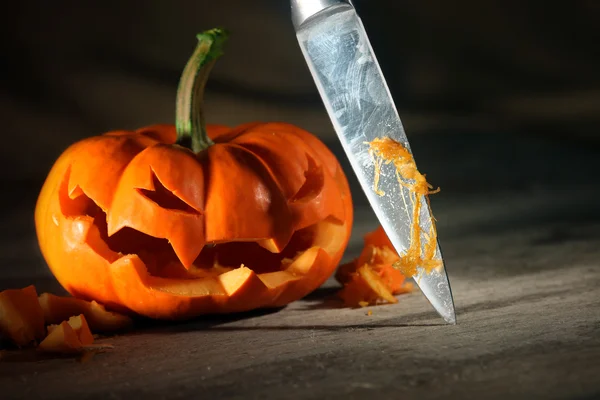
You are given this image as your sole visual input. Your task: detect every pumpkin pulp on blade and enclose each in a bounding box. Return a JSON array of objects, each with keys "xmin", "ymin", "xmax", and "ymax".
[{"xmin": 368, "ymin": 137, "xmax": 441, "ymax": 277}]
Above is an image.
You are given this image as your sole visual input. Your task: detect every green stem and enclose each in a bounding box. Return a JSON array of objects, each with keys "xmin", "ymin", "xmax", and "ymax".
[{"xmin": 175, "ymin": 28, "xmax": 228, "ymax": 153}]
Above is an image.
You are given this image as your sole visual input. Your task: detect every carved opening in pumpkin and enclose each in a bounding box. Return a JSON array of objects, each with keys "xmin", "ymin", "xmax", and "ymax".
[
  {"xmin": 290, "ymin": 155, "xmax": 324, "ymax": 203},
  {"xmin": 137, "ymin": 173, "xmax": 199, "ymax": 215},
  {"xmin": 60, "ymin": 168, "xmax": 344, "ymax": 280}
]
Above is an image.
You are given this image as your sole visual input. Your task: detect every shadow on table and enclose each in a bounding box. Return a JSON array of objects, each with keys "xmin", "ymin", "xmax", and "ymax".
[{"xmin": 126, "ymin": 286, "xmax": 442, "ymax": 336}]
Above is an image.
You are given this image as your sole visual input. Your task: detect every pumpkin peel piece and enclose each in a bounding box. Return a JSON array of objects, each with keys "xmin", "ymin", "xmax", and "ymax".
[
  {"xmin": 336, "ymin": 228, "xmax": 413, "ymax": 307},
  {"xmin": 338, "ymin": 265, "xmax": 398, "ymax": 307},
  {"xmin": 0, "ymin": 285, "xmax": 46, "ymax": 347},
  {"xmin": 38, "ymin": 293, "xmax": 132, "ymax": 333},
  {"xmin": 39, "ymin": 314, "xmax": 95, "ymax": 353}
]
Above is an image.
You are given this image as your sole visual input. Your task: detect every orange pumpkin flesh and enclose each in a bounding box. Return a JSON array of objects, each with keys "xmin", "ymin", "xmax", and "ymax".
[
  {"xmin": 39, "ymin": 314, "xmax": 95, "ymax": 353},
  {"xmin": 336, "ymin": 233, "xmax": 412, "ymax": 307},
  {"xmin": 38, "ymin": 293, "xmax": 132, "ymax": 333},
  {"xmin": 0, "ymin": 286, "xmax": 46, "ymax": 347},
  {"xmin": 34, "ymin": 30, "xmax": 353, "ymax": 320}
]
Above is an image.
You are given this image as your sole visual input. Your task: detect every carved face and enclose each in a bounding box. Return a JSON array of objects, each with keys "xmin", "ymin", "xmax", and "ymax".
[{"xmin": 35, "ymin": 123, "xmax": 353, "ymax": 319}]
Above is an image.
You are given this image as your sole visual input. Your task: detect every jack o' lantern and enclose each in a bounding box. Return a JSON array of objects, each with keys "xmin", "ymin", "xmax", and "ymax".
[{"xmin": 34, "ymin": 29, "xmax": 353, "ymax": 320}]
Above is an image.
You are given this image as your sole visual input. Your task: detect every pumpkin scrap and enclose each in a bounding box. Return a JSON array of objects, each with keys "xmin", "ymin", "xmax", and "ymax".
[
  {"xmin": 336, "ymin": 227, "xmax": 413, "ymax": 307},
  {"xmin": 38, "ymin": 293, "xmax": 132, "ymax": 333},
  {"xmin": 39, "ymin": 314, "xmax": 95, "ymax": 353},
  {"xmin": 34, "ymin": 29, "xmax": 353, "ymax": 320},
  {"xmin": 338, "ymin": 264, "xmax": 398, "ymax": 307},
  {"xmin": 0, "ymin": 285, "xmax": 45, "ymax": 347}
]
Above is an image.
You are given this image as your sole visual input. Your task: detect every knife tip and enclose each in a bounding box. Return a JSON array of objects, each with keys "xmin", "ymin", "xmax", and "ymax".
[{"xmin": 445, "ymin": 313, "xmax": 457, "ymax": 325}]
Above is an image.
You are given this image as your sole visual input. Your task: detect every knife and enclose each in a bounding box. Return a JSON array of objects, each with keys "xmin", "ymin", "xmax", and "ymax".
[{"xmin": 291, "ymin": 0, "xmax": 456, "ymax": 324}]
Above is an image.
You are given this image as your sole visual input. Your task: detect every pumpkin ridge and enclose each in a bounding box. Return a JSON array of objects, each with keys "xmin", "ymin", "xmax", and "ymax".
[
  {"xmin": 230, "ymin": 136, "xmax": 309, "ymax": 200},
  {"xmin": 224, "ymin": 141, "xmax": 299, "ymax": 199},
  {"xmin": 204, "ymin": 143, "xmax": 294, "ymax": 250},
  {"xmin": 210, "ymin": 122, "xmax": 263, "ymax": 143},
  {"xmin": 282, "ymin": 124, "xmax": 339, "ymax": 178}
]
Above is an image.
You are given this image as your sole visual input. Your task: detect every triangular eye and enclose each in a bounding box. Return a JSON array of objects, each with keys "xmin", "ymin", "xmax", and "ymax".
[
  {"xmin": 138, "ymin": 172, "xmax": 200, "ymax": 215},
  {"xmin": 291, "ymin": 155, "xmax": 324, "ymax": 202}
]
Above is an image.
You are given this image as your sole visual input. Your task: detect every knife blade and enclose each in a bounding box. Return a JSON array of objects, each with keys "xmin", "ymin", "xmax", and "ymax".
[{"xmin": 291, "ymin": 0, "xmax": 456, "ymax": 324}]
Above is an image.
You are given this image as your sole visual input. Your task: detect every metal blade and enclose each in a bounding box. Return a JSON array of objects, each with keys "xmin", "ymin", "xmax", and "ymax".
[{"xmin": 291, "ymin": 0, "xmax": 456, "ymax": 324}]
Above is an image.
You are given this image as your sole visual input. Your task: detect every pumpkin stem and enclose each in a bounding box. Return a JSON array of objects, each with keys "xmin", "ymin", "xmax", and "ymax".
[{"xmin": 175, "ymin": 28, "xmax": 228, "ymax": 153}]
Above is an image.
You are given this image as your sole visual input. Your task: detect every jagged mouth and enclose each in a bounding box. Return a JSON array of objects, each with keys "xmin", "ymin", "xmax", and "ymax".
[
  {"xmin": 59, "ymin": 177, "xmax": 343, "ymax": 285},
  {"xmin": 86, "ymin": 201, "xmax": 328, "ymax": 280},
  {"xmin": 55, "ymin": 163, "xmax": 348, "ymax": 306}
]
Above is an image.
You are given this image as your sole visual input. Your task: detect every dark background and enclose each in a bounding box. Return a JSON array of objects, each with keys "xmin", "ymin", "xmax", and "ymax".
[
  {"xmin": 1, "ymin": 0, "xmax": 599, "ymax": 276},
  {"xmin": 1, "ymin": 3, "xmax": 600, "ymax": 398}
]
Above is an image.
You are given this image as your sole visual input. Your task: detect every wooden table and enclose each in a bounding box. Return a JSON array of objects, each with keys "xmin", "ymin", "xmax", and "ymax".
[{"xmin": 1, "ymin": 133, "xmax": 599, "ymax": 399}]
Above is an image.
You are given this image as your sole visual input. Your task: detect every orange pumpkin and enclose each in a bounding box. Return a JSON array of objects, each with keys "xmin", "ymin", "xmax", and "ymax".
[{"xmin": 34, "ymin": 29, "xmax": 353, "ymax": 320}]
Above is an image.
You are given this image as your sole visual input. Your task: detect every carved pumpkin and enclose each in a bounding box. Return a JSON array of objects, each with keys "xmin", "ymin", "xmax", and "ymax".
[{"xmin": 34, "ymin": 29, "xmax": 353, "ymax": 320}]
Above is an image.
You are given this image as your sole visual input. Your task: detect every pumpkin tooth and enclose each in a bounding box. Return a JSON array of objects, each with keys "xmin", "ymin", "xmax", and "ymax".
[
  {"xmin": 218, "ymin": 266, "xmax": 258, "ymax": 296},
  {"xmin": 257, "ymin": 271, "xmax": 301, "ymax": 304},
  {"xmin": 258, "ymin": 271, "xmax": 301, "ymax": 289},
  {"xmin": 271, "ymin": 247, "xmax": 331, "ymax": 307},
  {"xmin": 257, "ymin": 235, "xmax": 293, "ymax": 254},
  {"xmin": 216, "ymin": 267, "xmax": 271, "ymax": 311}
]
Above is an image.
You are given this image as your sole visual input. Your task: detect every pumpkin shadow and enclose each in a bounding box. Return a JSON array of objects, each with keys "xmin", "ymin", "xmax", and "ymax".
[
  {"xmin": 0, "ymin": 347, "xmax": 108, "ymax": 363},
  {"xmin": 125, "ymin": 285, "xmax": 441, "ymax": 335},
  {"xmin": 204, "ymin": 322, "xmax": 445, "ymax": 331},
  {"xmin": 295, "ymin": 286, "xmax": 347, "ymax": 311},
  {"xmin": 130, "ymin": 286, "xmax": 346, "ymax": 334},
  {"xmin": 129, "ymin": 306, "xmax": 288, "ymax": 335},
  {"xmin": 128, "ymin": 314, "xmax": 443, "ymax": 335}
]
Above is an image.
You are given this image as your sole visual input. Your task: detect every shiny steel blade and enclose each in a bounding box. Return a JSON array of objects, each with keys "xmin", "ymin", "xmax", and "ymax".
[{"xmin": 291, "ymin": 0, "xmax": 456, "ymax": 324}]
